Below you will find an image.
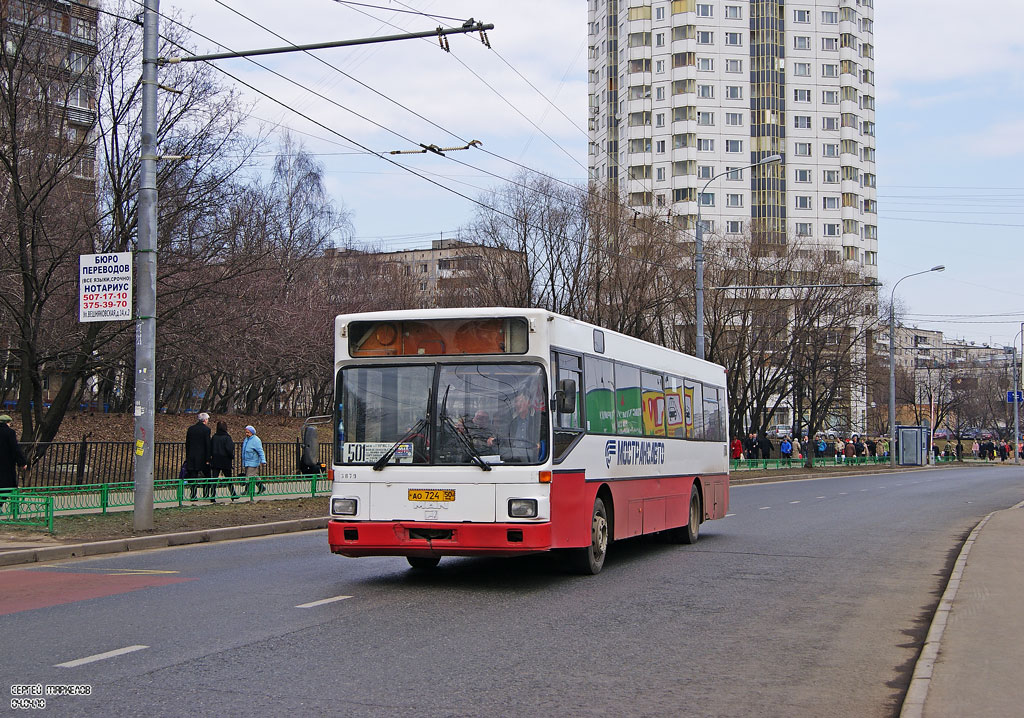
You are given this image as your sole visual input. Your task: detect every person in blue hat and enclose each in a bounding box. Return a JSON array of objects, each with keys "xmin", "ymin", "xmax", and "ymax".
[{"xmin": 241, "ymin": 424, "xmax": 267, "ymax": 495}]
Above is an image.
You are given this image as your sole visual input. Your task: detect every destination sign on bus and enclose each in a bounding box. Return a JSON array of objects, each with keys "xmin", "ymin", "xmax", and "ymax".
[{"xmin": 344, "ymin": 442, "xmax": 413, "ymax": 464}]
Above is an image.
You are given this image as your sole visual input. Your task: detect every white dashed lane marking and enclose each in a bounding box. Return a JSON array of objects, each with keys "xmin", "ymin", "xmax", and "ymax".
[
  {"xmin": 56, "ymin": 645, "xmax": 148, "ymax": 668},
  {"xmin": 789, "ymin": 501, "xmax": 801, "ymax": 504},
  {"xmin": 759, "ymin": 507, "xmax": 771, "ymax": 510},
  {"xmin": 295, "ymin": 595, "xmax": 353, "ymax": 609}
]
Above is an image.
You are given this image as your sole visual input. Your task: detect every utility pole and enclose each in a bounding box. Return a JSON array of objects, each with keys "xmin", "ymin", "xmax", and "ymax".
[{"xmin": 132, "ymin": 0, "xmax": 159, "ymax": 531}]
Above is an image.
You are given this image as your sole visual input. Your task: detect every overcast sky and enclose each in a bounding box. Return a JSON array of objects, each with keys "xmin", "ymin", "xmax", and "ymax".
[{"xmin": 160, "ymin": 0, "xmax": 1024, "ymax": 347}]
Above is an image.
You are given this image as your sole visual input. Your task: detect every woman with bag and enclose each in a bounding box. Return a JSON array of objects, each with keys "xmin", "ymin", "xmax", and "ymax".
[{"xmin": 210, "ymin": 421, "xmax": 238, "ymax": 501}]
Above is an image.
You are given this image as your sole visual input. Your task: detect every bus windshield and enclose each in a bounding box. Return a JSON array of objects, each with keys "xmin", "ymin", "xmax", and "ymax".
[{"xmin": 337, "ymin": 363, "xmax": 549, "ymax": 466}]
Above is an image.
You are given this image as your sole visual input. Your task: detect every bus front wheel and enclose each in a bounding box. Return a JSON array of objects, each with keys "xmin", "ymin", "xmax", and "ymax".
[{"xmin": 568, "ymin": 497, "xmax": 609, "ymax": 575}]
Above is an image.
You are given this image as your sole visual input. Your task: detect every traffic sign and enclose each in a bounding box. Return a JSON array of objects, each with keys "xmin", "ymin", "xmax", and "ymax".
[{"xmin": 1007, "ymin": 391, "xmax": 1023, "ymax": 403}]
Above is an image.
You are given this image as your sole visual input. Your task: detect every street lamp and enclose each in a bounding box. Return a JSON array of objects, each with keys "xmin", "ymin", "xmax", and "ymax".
[
  {"xmin": 889, "ymin": 265, "xmax": 945, "ymax": 467},
  {"xmin": 695, "ymin": 153, "xmax": 782, "ymax": 360}
]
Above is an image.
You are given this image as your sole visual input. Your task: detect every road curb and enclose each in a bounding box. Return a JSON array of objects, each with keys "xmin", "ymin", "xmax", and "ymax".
[
  {"xmin": 730, "ymin": 464, "xmax": 938, "ymax": 485},
  {"xmin": 899, "ymin": 498, "xmax": 1024, "ymax": 718},
  {"xmin": 0, "ymin": 517, "xmax": 330, "ymax": 568}
]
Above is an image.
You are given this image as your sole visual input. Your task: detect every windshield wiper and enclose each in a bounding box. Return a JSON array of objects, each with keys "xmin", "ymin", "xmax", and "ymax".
[
  {"xmin": 439, "ymin": 386, "xmax": 491, "ymax": 472},
  {"xmin": 372, "ymin": 416, "xmax": 427, "ymax": 471}
]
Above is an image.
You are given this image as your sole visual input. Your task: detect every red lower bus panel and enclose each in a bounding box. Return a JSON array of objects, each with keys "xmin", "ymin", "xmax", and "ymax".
[{"xmin": 328, "ymin": 520, "xmax": 552, "ymax": 558}]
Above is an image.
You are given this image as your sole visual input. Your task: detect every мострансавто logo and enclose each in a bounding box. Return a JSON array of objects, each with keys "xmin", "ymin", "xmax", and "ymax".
[{"xmin": 605, "ymin": 439, "xmax": 665, "ymax": 468}]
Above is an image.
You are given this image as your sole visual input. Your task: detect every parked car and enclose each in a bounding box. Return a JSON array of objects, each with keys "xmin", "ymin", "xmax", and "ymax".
[
  {"xmin": 933, "ymin": 428, "xmax": 950, "ymax": 440},
  {"xmin": 766, "ymin": 424, "xmax": 792, "ymax": 438}
]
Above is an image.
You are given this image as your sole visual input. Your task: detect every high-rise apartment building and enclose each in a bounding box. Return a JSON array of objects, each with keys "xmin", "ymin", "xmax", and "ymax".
[{"xmin": 587, "ymin": 0, "xmax": 876, "ymax": 275}]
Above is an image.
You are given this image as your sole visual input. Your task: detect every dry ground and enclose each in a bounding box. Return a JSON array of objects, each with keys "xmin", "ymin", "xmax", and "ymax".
[{"xmin": 49, "ymin": 411, "xmax": 311, "ymax": 444}]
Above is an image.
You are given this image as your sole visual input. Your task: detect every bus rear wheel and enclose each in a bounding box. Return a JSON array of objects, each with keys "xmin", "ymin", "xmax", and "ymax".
[
  {"xmin": 568, "ymin": 497, "xmax": 609, "ymax": 575},
  {"xmin": 669, "ymin": 484, "xmax": 701, "ymax": 544},
  {"xmin": 407, "ymin": 556, "xmax": 441, "ymax": 569}
]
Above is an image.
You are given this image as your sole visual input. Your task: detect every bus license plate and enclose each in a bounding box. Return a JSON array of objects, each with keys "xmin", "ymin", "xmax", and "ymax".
[{"xmin": 408, "ymin": 489, "xmax": 455, "ymax": 502}]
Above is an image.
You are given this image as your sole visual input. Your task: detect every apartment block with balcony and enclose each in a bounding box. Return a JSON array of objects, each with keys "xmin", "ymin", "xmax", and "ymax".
[{"xmin": 587, "ymin": 0, "xmax": 876, "ymax": 274}]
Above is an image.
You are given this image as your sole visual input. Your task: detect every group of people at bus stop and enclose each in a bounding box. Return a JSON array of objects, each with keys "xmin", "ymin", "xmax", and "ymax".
[
  {"xmin": 731, "ymin": 432, "xmax": 891, "ymax": 462},
  {"xmin": 183, "ymin": 413, "xmax": 267, "ymax": 501}
]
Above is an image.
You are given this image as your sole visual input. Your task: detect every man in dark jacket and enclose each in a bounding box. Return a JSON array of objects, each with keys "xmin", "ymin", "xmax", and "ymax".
[
  {"xmin": 758, "ymin": 434, "xmax": 773, "ymax": 461},
  {"xmin": 185, "ymin": 412, "xmax": 212, "ymax": 501},
  {"xmin": 0, "ymin": 414, "xmax": 28, "ymax": 512}
]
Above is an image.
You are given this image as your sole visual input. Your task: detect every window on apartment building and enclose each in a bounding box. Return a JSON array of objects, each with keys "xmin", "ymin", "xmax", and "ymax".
[
  {"xmin": 823, "ymin": 223, "xmax": 841, "ymax": 237},
  {"xmin": 725, "ymin": 59, "xmax": 743, "ymax": 73},
  {"xmin": 794, "ymin": 169, "xmax": 812, "ymax": 183},
  {"xmin": 697, "ymin": 57, "xmax": 714, "ymax": 71},
  {"xmin": 656, "ymin": 32, "xmax": 665, "ymax": 47},
  {"xmin": 822, "ymin": 143, "xmax": 839, "ymax": 157},
  {"xmin": 724, "ymin": 5, "xmax": 742, "ymax": 19},
  {"xmin": 725, "ymin": 85, "xmax": 743, "ymax": 100},
  {"xmin": 725, "ymin": 167, "xmax": 743, "ymax": 180},
  {"xmin": 726, "ymin": 194, "xmax": 743, "ymax": 207},
  {"xmin": 795, "ymin": 222, "xmax": 813, "ymax": 237},
  {"xmin": 822, "ymin": 63, "xmax": 839, "ymax": 78},
  {"xmin": 794, "ymin": 142, "xmax": 812, "ymax": 157},
  {"xmin": 822, "ymin": 10, "xmax": 839, "ymax": 24},
  {"xmin": 725, "ymin": 32, "xmax": 742, "ymax": 46},
  {"xmin": 697, "ymin": 4, "xmax": 713, "ymax": 17},
  {"xmin": 656, "ymin": 166, "xmax": 666, "ymax": 181},
  {"xmin": 823, "ymin": 169, "xmax": 840, "ymax": 183},
  {"xmin": 656, "ymin": 140, "xmax": 666, "ymax": 154},
  {"xmin": 793, "ymin": 9, "xmax": 810, "ymax": 23},
  {"xmin": 697, "ymin": 111, "xmax": 714, "ymax": 126},
  {"xmin": 656, "ymin": 6, "xmax": 666, "ymax": 20},
  {"xmin": 656, "ymin": 86, "xmax": 665, "ymax": 100},
  {"xmin": 725, "ymin": 139, "xmax": 743, "ymax": 153},
  {"xmin": 794, "ymin": 195, "xmax": 812, "ymax": 210},
  {"xmin": 698, "ymin": 165, "xmax": 714, "ymax": 179},
  {"xmin": 822, "ymin": 37, "xmax": 839, "ymax": 51},
  {"xmin": 698, "ymin": 138, "xmax": 714, "ymax": 151},
  {"xmin": 794, "ymin": 89, "xmax": 811, "ymax": 102},
  {"xmin": 725, "ymin": 112, "xmax": 744, "ymax": 126},
  {"xmin": 697, "ymin": 31, "xmax": 714, "ymax": 44},
  {"xmin": 656, "ymin": 59, "xmax": 665, "ymax": 74},
  {"xmin": 698, "ymin": 84, "xmax": 714, "ymax": 99},
  {"xmin": 793, "ymin": 62, "xmax": 811, "ymax": 77},
  {"xmin": 822, "ymin": 116, "xmax": 839, "ymax": 131},
  {"xmin": 699, "ymin": 192, "xmax": 715, "ymax": 207},
  {"xmin": 822, "ymin": 90, "xmax": 839, "ymax": 104},
  {"xmin": 655, "ymin": 113, "xmax": 665, "ymax": 127},
  {"xmin": 823, "ymin": 196, "xmax": 840, "ymax": 210},
  {"xmin": 794, "ymin": 115, "xmax": 811, "ymax": 129},
  {"xmin": 727, "ymin": 220, "xmax": 743, "ymax": 233},
  {"xmin": 794, "ymin": 36, "xmax": 811, "ymax": 50}
]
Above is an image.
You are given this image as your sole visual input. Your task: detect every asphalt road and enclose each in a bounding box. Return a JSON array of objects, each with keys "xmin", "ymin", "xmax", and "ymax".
[{"xmin": 3, "ymin": 465, "xmax": 1023, "ymax": 718}]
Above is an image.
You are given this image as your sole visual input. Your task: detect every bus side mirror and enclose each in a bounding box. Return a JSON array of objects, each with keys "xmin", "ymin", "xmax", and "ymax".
[{"xmin": 554, "ymin": 378, "xmax": 577, "ymax": 414}]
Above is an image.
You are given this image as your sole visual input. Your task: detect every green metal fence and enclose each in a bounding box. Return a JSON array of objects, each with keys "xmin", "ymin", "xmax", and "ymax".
[
  {"xmin": 730, "ymin": 456, "xmax": 893, "ymax": 471},
  {"xmin": 0, "ymin": 491, "xmax": 54, "ymax": 533},
  {"xmin": 0, "ymin": 473, "xmax": 331, "ymax": 530}
]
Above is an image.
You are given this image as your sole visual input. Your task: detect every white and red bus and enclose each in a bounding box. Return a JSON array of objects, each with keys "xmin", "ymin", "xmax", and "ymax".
[{"xmin": 327, "ymin": 308, "xmax": 729, "ymax": 574}]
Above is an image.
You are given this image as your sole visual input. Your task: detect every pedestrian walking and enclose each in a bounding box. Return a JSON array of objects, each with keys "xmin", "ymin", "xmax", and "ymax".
[
  {"xmin": 780, "ymin": 436, "xmax": 792, "ymax": 459},
  {"xmin": 971, "ymin": 440, "xmax": 979, "ymax": 458},
  {"xmin": 816, "ymin": 436, "xmax": 827, "ymax": 458},
  {"xmin": 758, "ymin": 434, "xmax": 773, "ymax": 462},
  {"xmin": 241, "ymin": 425, "xmax": 267, "ymax": 495},
  {"xmin": 0, "ymin": 414, "xmax": 28, "ymax": 513},
  {"xmin": 792, "ymin": 436, "xmax": 803, "ymax": 459},
  {"xmin": 730, "ymin": 436, "xmax": 743, "ymax": 460},
  {"xmin": 866, "ymin": 437, "xmax": 877, "ymax": 457},
  {"xmin": 210, "ymin": 421, "xmax": 238, "ymax": 501},
  {"xmin": 184, "ymin": 412, "xmax": 212, "ymax": 501},
  {"xmin": 743, "ymin": 432, "xmax": 757, "ymax": 460}
]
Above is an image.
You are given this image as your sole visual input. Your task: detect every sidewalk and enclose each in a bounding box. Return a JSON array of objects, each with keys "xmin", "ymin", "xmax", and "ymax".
[{"xmin": 902, "ymin": 500, "xmax": 1024, "ymax": 718}]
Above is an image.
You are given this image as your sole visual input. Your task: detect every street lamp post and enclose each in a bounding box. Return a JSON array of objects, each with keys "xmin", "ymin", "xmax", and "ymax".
[
  {"xmin": 889, "ymin": 265, "xmax": 945, "ymax": 468},
  {"xmin": 695, "ymin": 154, "xmax": 782, "ymax": 361}
]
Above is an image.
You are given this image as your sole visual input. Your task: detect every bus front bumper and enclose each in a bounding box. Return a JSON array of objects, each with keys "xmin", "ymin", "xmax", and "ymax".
[{"xmin": 328, "ymin": 519, "xmax": 552, "ymax": 558}]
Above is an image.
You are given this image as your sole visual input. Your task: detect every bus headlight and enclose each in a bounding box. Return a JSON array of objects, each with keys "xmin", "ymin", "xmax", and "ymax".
[
  {"xmin": 331, "ymin": 498, "xmax": 358, "ymax": 516},
  {"xmin": 508, "ymin": 498, "xmax": 538, "ymax": 518}
]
